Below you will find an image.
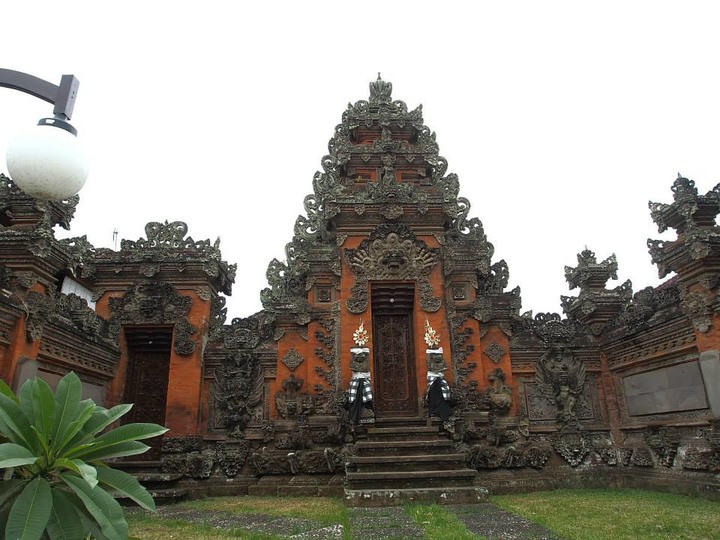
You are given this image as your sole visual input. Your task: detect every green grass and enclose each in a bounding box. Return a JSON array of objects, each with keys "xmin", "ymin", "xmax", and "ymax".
[
  {"xmin": 129, "ymin": 515, "xmax": 275, "ymax": 539},
  {"xmin": 183, "ymin": 495, "xmax": 349, "ymax": 527},
  {"xmin": 126, "ymin": 490, "xmax": 720, "ymax": 539},
  {"xmin": 493, "ymin": 488, "xmax": 720, "ymax": 540},
  {"xmin": 406, "ymin": 503, "xmax": 479, "ymax": 539}
]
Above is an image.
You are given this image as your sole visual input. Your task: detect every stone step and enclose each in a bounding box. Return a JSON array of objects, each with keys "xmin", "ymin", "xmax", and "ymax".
[
  {"xmin": 344, "ymin": 486, "xmax": 489, "ymax": 507},
  {"xmin": 117, "ymin": 486, "xmax": 189, "ymax": 506},
  {"xmin": 348, "ymin": 453, "xmax": 468, "ymax": 472},
  {"xmin": 346, "ymin": 468, "xmax": 478, "ymax": 490},
  {"xmin": 111, "ymin": 460, "xmax": 163, "ymax": 473},
  {"xmin": 366, "ymin": 425, "xmax": 443, "ymax": 441},
  {"xmin": 133, "ymin": 472, "xmax": 184, "ymax": 484},
  {"xmin": 353, "ymin": 438, "xmax": 454, "ymax": 456},
  {"xmin": 148, "ymin": 487, "xmax": 190, "ymax": 504},
  {"xmin": 373, "ymin": 416, "xmax": 428, "ymax": 427}
]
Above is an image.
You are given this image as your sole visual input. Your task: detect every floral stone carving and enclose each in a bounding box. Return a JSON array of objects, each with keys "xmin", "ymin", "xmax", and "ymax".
[{"xmin": 345, "ymin": 223, "xmax": 441, "ymax": 313}]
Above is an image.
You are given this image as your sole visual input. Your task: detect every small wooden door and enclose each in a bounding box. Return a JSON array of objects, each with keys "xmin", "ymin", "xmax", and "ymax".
[
  {"xmin": 371, "ymin": 283, "xmax": 417, "ymax": 417},
  {"xmin": 123, "ymin": 326, "xmax": 172, "ymax": 459}
]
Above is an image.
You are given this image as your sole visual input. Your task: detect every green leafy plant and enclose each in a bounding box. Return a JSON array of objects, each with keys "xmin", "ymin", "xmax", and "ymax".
[{"xmin": 0, "ymin": 371, "xmax": 168, "ymax": 540}]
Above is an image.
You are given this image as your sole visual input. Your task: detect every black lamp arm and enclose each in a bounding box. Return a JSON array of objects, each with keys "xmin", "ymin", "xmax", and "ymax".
[{"xmin": 0, "ymin": 69, "xmax": 79, "ymax": 120}]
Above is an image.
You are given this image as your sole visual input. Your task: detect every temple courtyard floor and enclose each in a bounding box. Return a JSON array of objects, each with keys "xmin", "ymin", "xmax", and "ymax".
[
  {"xmin": 125, "ymin": 489, "xmax": 720, "ymax": 539},
  {"xmin": 132, "ymin": 502, "xmax": 557, "ymax": 539}
]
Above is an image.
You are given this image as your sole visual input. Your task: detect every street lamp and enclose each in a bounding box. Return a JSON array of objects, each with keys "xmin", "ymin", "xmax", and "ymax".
[{"xmin": 0, "ymin": 68, "xmax": 88, "ymax": 200}]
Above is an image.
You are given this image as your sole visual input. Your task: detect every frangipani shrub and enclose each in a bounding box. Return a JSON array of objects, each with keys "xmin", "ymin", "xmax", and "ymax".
[{"xmin": 0, "ymin": 372, "xmax": 167, "ymax": 540}]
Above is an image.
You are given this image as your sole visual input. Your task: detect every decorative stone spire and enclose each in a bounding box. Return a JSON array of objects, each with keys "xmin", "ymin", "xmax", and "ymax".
[
  {"xmin": 561, "ymin": 248, "xmax": 632, "ymax": 335},
  {"xmin": 369, "ymin": 73, "xmax": 392, "ymax": 104},
  {"xmin": 564, "ymin": 249, "xmax": 618, "ymax": 291},
  {"xmin": 647, "ymin": 175, "xmax": 720, "ymax": 278},
  {"xmin": 647, "ymin": 175, "xmax": 720, "ymax": 333}
]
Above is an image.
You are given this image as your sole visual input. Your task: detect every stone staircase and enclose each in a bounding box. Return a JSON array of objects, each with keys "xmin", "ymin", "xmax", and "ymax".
[
  {"xmin": 113, "ymin": 460, "xmax": 188, "ymax": 505},
  {"xmin": 344, "ymin": 417, "xmax": 488, "ymax": 506}
]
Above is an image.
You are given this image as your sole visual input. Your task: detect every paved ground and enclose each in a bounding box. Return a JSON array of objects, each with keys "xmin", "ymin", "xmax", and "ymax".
[
  {"xmin": 145, "ymin": 502, "xmax": 560, "ymax": 539},
  {"xmin": 450, "ymin": 504, "xmax": 561, "ymax": 540}
]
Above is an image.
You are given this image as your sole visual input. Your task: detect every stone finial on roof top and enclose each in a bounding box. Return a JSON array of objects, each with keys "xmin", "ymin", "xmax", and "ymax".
[{"xmin": 369, "ymin": 73, "xmax": 392, "ymax": 104}]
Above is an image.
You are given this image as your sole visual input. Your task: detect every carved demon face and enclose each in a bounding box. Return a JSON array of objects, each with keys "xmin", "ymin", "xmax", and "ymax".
[
  {"xmin": 379, "ymin": 250, "xmax": 409, "ymax": 274},
  {"xmin": 426, "ymin": 351, "xmax": 447, "ymax": 372},
  {"xmin": 350, "ymin": 351, "xmax": 370, "ymax": 372}
]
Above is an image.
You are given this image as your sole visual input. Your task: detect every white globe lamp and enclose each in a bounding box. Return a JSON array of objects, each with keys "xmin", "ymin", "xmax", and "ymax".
[
  {"xmin": 7, "ymin": 118, "xmax": 88, "ymax": 200},
  {"xmin": 1, "ymin": 70, "xmax": 88, "ymax": 201}
]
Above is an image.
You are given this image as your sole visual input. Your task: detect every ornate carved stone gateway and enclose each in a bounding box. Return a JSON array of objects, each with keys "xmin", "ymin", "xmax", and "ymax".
[
  {"xmin": 345, "ymin": 223, "xmax": 441, "ymax": 314},
  {"xmin": 108, "ymin": 280, "xmax": 198, "ymax": 356},
  {"xmin": 1, "ymin": 82, "xmax": 719, "ymax": 502}
]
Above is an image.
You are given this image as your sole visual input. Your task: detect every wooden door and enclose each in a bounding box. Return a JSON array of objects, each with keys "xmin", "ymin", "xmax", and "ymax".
[
  {"xmin": 123, "ymin": 327, "xmax": 172, "ymax": 459},
  {"xmin": 371, "ymin": 283, "xmax": 417, "ymax": 417}
]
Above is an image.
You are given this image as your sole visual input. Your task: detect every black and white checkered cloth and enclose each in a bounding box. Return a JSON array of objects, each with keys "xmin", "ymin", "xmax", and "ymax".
[
  {"xmin": 348, "ymin": 375, "xmax": 373, "ymax": 404},
  {"xmin": 427, "ymin": 372, "xmax": 451, "ymax": 400}
]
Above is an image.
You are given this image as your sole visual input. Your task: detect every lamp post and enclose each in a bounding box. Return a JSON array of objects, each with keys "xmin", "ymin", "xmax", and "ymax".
[{"xmin": 0, "ymin": 68, "xmax": 88, "ymax": 200}]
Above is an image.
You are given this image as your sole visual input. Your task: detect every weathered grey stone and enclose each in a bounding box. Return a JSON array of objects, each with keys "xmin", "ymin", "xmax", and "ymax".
[
  {"xmin": 288, "ymin": 524, "xmax": 344, "ymax": 539},
  {"xmin": 699, "ymin": 350, "xmax": 720, "ymax": 418},
  {"xmin": 623, "ymin": 361, "xmax": 709, "ymax": 416}
]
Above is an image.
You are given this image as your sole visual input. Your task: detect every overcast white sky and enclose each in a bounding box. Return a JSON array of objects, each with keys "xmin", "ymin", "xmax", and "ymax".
[{"xmin": 3, "ymin": 1, "xmax": 719, "ymax": 320}]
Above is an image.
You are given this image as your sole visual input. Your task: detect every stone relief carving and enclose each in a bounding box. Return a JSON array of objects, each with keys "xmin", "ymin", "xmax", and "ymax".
[
  {"xmin": 460, "ymin": 431, "xmax": 552, "ymax": 471},
  {"xmin": 554, "ymin": 432, "xmax": 591, "ymax": 467},
  {"xmin": 95, "ymin": 221, "xmax": 237, "ymax": 295},
  {"xmin": 535, "ymin": 347, "xmax": 586, "ymax": 426},
  {"xmin": 484, "ymin": 341, "xmax": 506, "ymax": 364},
  {"xmin": 313, "ymin": 315, "xmax": 339, "ymax": 413},
  {"xmin": 683, "ymin": 422, "xmax": 720, "ymax": 471},
  {"xmin": 54, "ymin": 293, "xmax": 107, "ymax": 340},
  {"xmin": 108, "ymin": 280, "xmax": 198, "ymax": 356},
  {"xmin": 605, "ymin": 284, "xmax": 680, "ymax": 335},
  {"xmin": 0, "ymin": 173, "xmax": 78, "ymax": 231},
  {"xmin": 223, "ymin": 313, "xmax": 274, "ymax": 350},
  {"xmin": 215, "ymin": 440, "xmax": 251, "ymax": 478},
  {"xmin": 162, "ymin": 435, "xmax": 202, "ymax": 454},
  {"xmin": 681, "ymin": 289, "xmax": 713, "ymax": 333},
  {"xmin": 345, "ymin": 223, "xmax": 441, "ymax": 313},
  {"xmin": 160, "ymin": 435, "xmax": 214, "ymax": 479},
  {"xmin": 512, "ymin": 311, "xmax": 582, "ymax": 343},
  {"xmin": 275, "ymin": 374, "xmax": 314, "ymax": 420},
  {"xmin": 212, "ymin": 351, "xmax": 262, "ymax": 437},
  {"xmin": 173, "ymin": 318, "xmax": 196, "ymax": 355},
  {"xmin": 648, "ymin": 176, "xmax": 720, "ymax": 279},
  {"xmin": 645, "ymin": 427, "xmax": 680, "ymax": 467},
  {"xmin": 208, "ymin": 295, "xmax": 227, "ymax": 341},
  {"xmin": 486, "ymin": 368, "xmax": 512, "ymax": 416},
  {"xmin": 281, "ymin": 348, "xmax": 304, "ymax": 371},
  {"xmin": 630, "ymin": 446, "xmax": 654, "ymax": 467},
  {"xmin": 448, "ymin": 315, "xmax": 483, "ymax": 412},
  {"xmin": 352, "ymin": 161, "xmax": 430, "ymax": 217},
  {"xmin": 25, "ymin": 290, "xmax": 54, "ymax": 342}
]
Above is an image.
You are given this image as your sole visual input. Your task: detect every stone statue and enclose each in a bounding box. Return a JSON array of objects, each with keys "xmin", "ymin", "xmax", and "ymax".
[
  {"xmin": 348, "ymin": 320, "xmax": 375, "ymax": 425},
  {"xmin": 424, "ymin": 320, "xmax": 452, "ymax": 427},
  {"xmin": 536, "ymin": 347, "xmax": 586, "ymax": 424},
  {"xmin": 487, "ymin": 367, "xmax": 512, "ymax": 415}
]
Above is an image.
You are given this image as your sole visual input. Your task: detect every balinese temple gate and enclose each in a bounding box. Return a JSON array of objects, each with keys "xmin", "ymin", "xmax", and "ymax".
[{"xmin": 0, "ymin": 77, "xmax": 718, "ymax": 505}]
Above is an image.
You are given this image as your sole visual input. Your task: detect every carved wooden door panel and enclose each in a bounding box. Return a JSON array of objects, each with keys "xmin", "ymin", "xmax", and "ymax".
[
  {"xmin": 373, "ymin": 313, "xmax": 418, "ymax": 417},
  {"xmin": 124, "ymin": 349, "xmax": 170, "ymax": 459}
]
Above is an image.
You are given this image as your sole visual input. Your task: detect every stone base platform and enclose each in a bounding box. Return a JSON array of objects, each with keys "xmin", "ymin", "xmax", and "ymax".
[{"xmin": 343, "ymin": 486, "xmax": 489, "ymax": 507}]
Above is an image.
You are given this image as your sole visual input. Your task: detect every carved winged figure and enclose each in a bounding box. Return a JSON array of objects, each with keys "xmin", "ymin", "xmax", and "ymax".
[{"xmin": 535, "ymin": 348, "xmax": 586, "ymax": 423}]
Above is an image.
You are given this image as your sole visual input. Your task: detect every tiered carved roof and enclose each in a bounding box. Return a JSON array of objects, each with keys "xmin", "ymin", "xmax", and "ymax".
[
  {"xmin": 561, "ymin": 249, "xmax": 632, "ymax": 335},
  {"xmin": 648, "ymin": 175, "xmax": 720, "ymax": 279},
  {"xmin": 0, "ymin": 174, "xmax": 81, "ymax": 286},
  {"xmin": 261, "ymin": 76, "xmax": 505, "ymax": 318},
  {"xmin": 87, "ymin": 220, "xmax": 236, "ymax": 295}
]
